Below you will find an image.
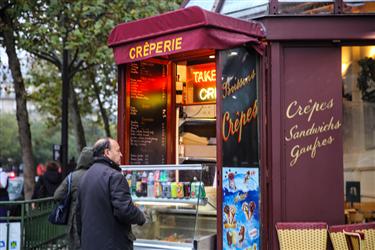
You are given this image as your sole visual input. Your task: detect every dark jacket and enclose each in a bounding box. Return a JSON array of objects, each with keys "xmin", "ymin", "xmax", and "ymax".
[
  {"xmin": 33, "ymin": 169, "xmax": 62, "ymax": 199},
  {"xmin": 78, "ymin": 157, "xmax": 145, "ymax": 250},
  {"xmin": 54, "ymin": 147, "xmax": 93, "ymax": 250}
]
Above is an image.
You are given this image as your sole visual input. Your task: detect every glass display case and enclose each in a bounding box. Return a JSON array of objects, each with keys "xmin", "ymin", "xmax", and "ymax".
[{"xmin": 120, "ymin": 164, "xmax": 217, "ymax": 250}]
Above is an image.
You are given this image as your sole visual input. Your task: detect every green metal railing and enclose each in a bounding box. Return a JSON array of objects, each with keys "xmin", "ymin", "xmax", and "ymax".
[{"xmin": 0, "ymin": 198, "xmax": 67, "ymax": 250}]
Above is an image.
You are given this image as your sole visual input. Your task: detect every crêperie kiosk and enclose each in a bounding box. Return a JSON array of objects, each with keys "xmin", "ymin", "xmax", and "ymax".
[{"xmin": 108, "ymin": 6, "xmax": 265, "ymax": 250}]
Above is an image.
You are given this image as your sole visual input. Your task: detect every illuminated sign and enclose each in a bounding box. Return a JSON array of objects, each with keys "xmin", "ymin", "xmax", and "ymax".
[
  {"xmin": 186, "ymin": 62, "xmax": 216, "ymax": 104},
  {"xmin": 129, "ymin": 37, "xmax": 183, "ymax": 60},
  {"xmin": 199, "ymin": 87, "xmax": 216, "ymax": 101}
]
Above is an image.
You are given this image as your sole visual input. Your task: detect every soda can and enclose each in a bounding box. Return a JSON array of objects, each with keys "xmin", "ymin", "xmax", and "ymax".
[
  {"xmin": 154, "ymin": 181, "xmax": 162, "ymax": 198},
  {"xmin": 196, "ymin": 182, "xmax": 206, "ymax": 199},
  {"xmin": 171, "ymin": 182, "xmax": 178, "ymax": 198},
  {"xmin": 177, "ymin": 182, "xmax": 184, "ymax": 198},
  {"xmin": 190, "ymin": 182, "xmax": 197, "ymax": 199},
  {"xmin": 183, "ymin": 182, "xmax": 191, "ymax": 198}
]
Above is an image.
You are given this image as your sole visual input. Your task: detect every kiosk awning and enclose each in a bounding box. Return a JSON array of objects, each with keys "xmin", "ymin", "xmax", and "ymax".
[{"xmin": 108, "ymin": 6, "xmax": 265, "ymax": 65}]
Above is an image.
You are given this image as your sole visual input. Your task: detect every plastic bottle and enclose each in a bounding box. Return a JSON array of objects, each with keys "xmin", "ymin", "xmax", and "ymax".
[
  {"xmin": 141, "ymin": 171, "xmax": 148, "ymax": 197},
  {"xmin": 147, "ymin": 172, "xmax": 154, "ymax": 198},
  {"xmin": 126, "ymin": 173, "xmax": 132, "ymax": 190},
  {"xmin": 131, "ymin": 171, "xmax": 137, "ymax": 195}
]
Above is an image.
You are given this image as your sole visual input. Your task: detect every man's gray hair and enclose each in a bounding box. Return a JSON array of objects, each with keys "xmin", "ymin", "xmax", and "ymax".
[{"xmin": 93, "ymin": 138, "xmax": 112, "ymax": 157}]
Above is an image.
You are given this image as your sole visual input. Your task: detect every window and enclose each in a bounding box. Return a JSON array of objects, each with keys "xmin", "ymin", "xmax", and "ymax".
[
  {"xmin": 343, "ymin": 0, "xmax": 375, "ymax": 13},
  {"xmin": 342, "ymin": 46, "xmax": 375, "ymax": 202},
  {"xmin": 278, "ymin": 0, "xmax": 334, "ymax": 14}
]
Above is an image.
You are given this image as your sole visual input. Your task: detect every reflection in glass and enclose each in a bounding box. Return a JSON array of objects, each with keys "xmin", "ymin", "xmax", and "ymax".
[
  {"xmin": 278, "ymin": 1, "xmax": 334, "ymax": 14},
  {"xmin": 343, "ymin": 1, "xmax": 375, "ymax": 13},
  {"xmin": 220, "ymin": 0, "xmax": 269, "ymax": 18},
  {"xmin": 185, "ymin": 0, "xmax": 216, "ymax": 11},
  {"xmin": 342, "ymin": 46, "xmax": 375, "ymax": 202}
]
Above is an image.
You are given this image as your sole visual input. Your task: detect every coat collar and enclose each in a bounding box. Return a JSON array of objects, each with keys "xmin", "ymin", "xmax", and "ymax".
[{"xmin": 93, "ymin": 156, "xmax": 121, "ymax": 172}]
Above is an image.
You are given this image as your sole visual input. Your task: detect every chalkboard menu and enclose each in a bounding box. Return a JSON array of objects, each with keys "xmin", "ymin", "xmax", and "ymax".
[
  {"xmin": 220, "ymin": 47, "xmax": 259, "ymax": 167},
  {"xmin": 129, "ymin": 61, "xmax": 167, "ymax": 165}
]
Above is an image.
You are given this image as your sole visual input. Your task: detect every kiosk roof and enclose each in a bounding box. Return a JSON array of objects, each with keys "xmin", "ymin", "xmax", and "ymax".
[{"xmin": 108, "ymin": 6, "xmax": 265, "ymax": 64}]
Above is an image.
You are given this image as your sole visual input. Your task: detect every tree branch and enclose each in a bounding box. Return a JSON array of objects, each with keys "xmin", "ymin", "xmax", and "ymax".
[
  {"xmin": 68, "ymin": 60, "xmax": 86, "ymax": 80},
  {"xmin": 68, "ymin": 48, "xmax": 79, "ymax": 71},
  {"xmin": 29, "ymin": 49, "xmax": 61, "ymax": 70}
]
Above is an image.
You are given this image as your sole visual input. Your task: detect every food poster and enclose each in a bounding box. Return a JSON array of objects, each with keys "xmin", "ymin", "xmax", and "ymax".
[{"xmin": 222, "ymin": 167, "xmax": 260, "ymax": 250}]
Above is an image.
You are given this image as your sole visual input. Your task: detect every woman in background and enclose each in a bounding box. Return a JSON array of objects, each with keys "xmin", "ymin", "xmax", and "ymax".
[
  {"xmin": 54, "ymin": 147, "xmax": 93, "ymax": 250},
  {"xmin": 32, "ymin": 161, "xmax": 62, "ymax": 199}
]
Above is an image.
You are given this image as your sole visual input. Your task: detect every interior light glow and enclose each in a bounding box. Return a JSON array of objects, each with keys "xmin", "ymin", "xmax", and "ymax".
[
  {"xmin": 230, "ymin": 51, "xmax": 238, "ymax": 56},
  {"xmin": 209, "ymin": 55, "xmax": 215, "ymax": 59},
  {"xmin": 342, "ymin": 63, "xmax": 349, "ymax": 76},
  {"xmin": 369, "ymin": 46, "xmax": 375, "ymax": 58}
]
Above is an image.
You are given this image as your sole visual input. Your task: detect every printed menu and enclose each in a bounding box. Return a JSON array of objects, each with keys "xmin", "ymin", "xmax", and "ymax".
[{"xmin": 129, "ymin": 61, "xmax": 167, "ymax": 165}]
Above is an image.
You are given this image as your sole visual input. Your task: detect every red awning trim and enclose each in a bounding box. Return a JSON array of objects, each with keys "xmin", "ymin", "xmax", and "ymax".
[{"xmin": 108, "ymin": 6, "xmax": 265, "ymax": 65}]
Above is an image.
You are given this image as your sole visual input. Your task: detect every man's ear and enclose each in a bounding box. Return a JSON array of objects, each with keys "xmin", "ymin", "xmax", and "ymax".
[{"xmin": 103, "ymin": 148, "xmax": 110, "ymax": 158}]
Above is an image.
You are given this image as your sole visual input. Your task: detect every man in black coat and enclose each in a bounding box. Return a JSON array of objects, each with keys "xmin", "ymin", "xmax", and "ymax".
[{"xmin": 78, "ymin": 138, "xmax": 146, "ymax": 250}]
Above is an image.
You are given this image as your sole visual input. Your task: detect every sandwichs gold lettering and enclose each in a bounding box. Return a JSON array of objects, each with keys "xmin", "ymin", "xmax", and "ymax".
[{"xmin": 285, "ymin": 116, "xmax": 341, "ymax": 142}]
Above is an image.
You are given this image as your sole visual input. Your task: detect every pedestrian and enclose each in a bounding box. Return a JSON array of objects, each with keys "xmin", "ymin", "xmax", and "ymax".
[
  {"xmin": 54, "ymin": 147, "xmax": 93, "ymax": 250},
  {"xmin": 0, "ymin": 167, "xmax": 10, "ymax": 221},
  {"xmin": 32, "ymin": 161, "xmax": 62, "ymax": 199},
  {"xmin": 78, "ymin": 138, "xmax": 146, "ymax": 250}
]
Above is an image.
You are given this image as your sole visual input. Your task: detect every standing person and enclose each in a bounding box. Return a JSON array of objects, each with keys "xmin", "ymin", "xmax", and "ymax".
[
  {"xmin": 0, "ymin": 168, "xmax": 9, "ymax": 220},
  {"xmin": 32, "ymin": 161, "xmax": 62, "ymax": 199},
  {"xmin": 54, "ymin": 147, "xmax": 93, "ymax": 250},
  {"xmin": 78, "ymin": 138, "xmax": 146, "ymax": 250}
]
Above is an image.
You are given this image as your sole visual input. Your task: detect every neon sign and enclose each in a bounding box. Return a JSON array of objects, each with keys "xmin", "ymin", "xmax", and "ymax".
[
  {"xmin": 187, "ymin": 62, "xmax": 216, "ymax": 104},
  {"xmin": 199, "ymin": 87, "xmax": 216, "ymax": 101}
]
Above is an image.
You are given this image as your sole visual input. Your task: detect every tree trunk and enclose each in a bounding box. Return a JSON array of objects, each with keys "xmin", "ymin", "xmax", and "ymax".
[
  {"xmin": 69, "ymin": 82, "xmax": 86, "ymax": 153},
  {"xmin": 1, "ymin": 9, "xmax": 35, "ymax": 199},
  {"xmin": 91, "ymin": 71, "xmax": 111, "ymax": 137}
]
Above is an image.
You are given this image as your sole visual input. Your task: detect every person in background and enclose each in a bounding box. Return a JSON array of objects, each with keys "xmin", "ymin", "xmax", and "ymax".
[
  {"xmin": 78, "ymin": 138, "xmax": 146, "ymax": 250},
  {"xmin": 0, "ymin": 168, "xmax": 9, "ymax": 220},
  {"xmin": 32, "ymin": 161, "xmax": 62, "ymax": 199},
  {"xmin": 54, "ymin": 147, "xmax": 93, "ymax": 250}
]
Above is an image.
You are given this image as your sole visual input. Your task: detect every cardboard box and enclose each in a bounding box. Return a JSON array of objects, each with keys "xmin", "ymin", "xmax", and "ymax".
[{"xmin": 184, "ymin": 145, "xmax": 216, "ymax": 158}]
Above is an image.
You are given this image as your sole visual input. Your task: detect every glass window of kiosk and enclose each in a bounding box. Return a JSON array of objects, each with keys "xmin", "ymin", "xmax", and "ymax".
[
  {"xmin": 278, "ymin": 0, "xmax": 335, "ymax": 14},
  {"xmin": 343, "ymin": 1, "xmax": 375, "ymax": 13},
  {"xmin": 342, "ymin": 46, "xmax": 375, "ymax": 209},
  {"xmin": 174, "ymin": 52, "xmax": 217, "ymax": 189}
]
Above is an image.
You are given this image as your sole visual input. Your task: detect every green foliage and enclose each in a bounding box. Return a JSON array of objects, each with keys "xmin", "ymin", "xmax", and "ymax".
[
  {"xmin": 0, "ymin": 113, "xmax": 110, "ymax": 166},
  {"xmin": 0, "ymin": 113, "xmax": 21, "ymax": 165},
  {"xmin": 3, "ymin": 0, "xmax": 182, "ymax": 164},
  {"xmin": 21, "ymin": 0, "xmax": 182, "ymax": 125}
]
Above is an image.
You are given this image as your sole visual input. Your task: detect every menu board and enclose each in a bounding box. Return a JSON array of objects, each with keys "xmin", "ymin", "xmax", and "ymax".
[
  {"xmin": 129, "ymin": 61, "xmax": 167, "ymax": 165},
  {"xmin": 220, "ymin": 47, "xmax": 259, "ymax": 167}
]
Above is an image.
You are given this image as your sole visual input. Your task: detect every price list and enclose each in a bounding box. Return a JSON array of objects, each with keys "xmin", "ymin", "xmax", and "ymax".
[{"xmin": 129, "ymin": 61, "xmax": 167, "ymax": 165}]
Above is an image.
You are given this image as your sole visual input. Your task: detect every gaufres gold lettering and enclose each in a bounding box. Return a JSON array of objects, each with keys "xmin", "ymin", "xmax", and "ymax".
[
  {"xmin": 289, "ymin": 136, "xmax": 334, "ymax": 167},
  {"xmin": 222, "ymin": 100, "xmax": 257, "ymax": 143},
  {"xmin": 128, "ymin": 37, "xmax": 183, "ymax": 60}
]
